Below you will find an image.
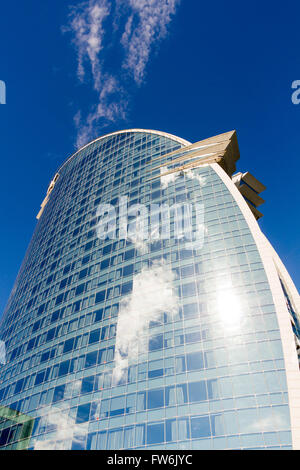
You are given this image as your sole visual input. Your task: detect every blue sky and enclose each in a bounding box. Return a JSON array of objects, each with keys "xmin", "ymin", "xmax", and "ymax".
[{"xmin": 0, "ymin": 0, "xmax": 299, "ymax": 316}]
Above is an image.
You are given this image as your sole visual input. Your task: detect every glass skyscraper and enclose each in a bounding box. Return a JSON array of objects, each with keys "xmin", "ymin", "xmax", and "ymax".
[{"xmin": 0, "ymin": 129, "xmax": 299, "ymax": 450}]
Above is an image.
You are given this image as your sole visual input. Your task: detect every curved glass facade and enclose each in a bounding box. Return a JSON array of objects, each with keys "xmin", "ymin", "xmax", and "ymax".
[{"xmin": 0, "ymin": 129, "xmax": 298, "ymax": 450}]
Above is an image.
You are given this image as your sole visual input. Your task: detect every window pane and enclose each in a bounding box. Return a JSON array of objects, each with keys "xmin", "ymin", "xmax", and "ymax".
[
  {"xmin": 191, "ymin": 416, "xmax": 211, "ymax": 438},
  {"xmin": 147, "ymin": 389, "xmax": 164, "ymax": 409},
  {"xmin": 147, "ymin": 422, "xmax": 164, "ymax": 445},
  {"xmin": 188, "ymin": 381, "xmax": 207, "ymax": 402}
]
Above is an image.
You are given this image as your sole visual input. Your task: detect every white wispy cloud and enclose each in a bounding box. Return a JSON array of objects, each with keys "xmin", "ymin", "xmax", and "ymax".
[
  {"xmin": 33, "ymin": 401, "xmax": 88, "ymax": 450},
  {"xmin": 113, "ymin": 259, "xmax": 179, "ymax": 384},
  {"xmin": 66, "ymin": 0, "xmax": 126, "ymax": 147},
  {"xmin": 121, "ymin": 0, "xmax": 181, "ymax": 84},
  {"xmin": 67, "ymin": 0, "xmax": 110, "ymax": 89},
  {"xmin": 64, "ymin": 0, "xmax": 181, "ymax": 148},
  {"xmin": 74, "ymin": 75, "xmax": 127, "ymax": 149}
]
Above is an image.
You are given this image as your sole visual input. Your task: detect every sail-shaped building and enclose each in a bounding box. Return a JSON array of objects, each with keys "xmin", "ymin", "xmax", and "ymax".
[{"xmin": 0, "ymin": 129, "xmax": 299, "ymax": 450}]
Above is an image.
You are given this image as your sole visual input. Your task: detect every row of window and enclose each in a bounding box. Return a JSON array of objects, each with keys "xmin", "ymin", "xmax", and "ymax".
[
  {"xmin": 3, "ymin": 238, "xmax": 262, "ymax": 351},
  {"xmin": 30, "ymin": 405, "xmax": 291, "ymax": 450},
  {"xmin": 0, "ymin": 349, "xmax": 209, "ymax": 403}
]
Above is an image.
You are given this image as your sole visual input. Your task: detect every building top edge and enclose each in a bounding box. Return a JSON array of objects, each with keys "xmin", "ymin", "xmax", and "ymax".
[{"xmin": 56, "ymin": 129, "xmax": 192, "ymax": 175}]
